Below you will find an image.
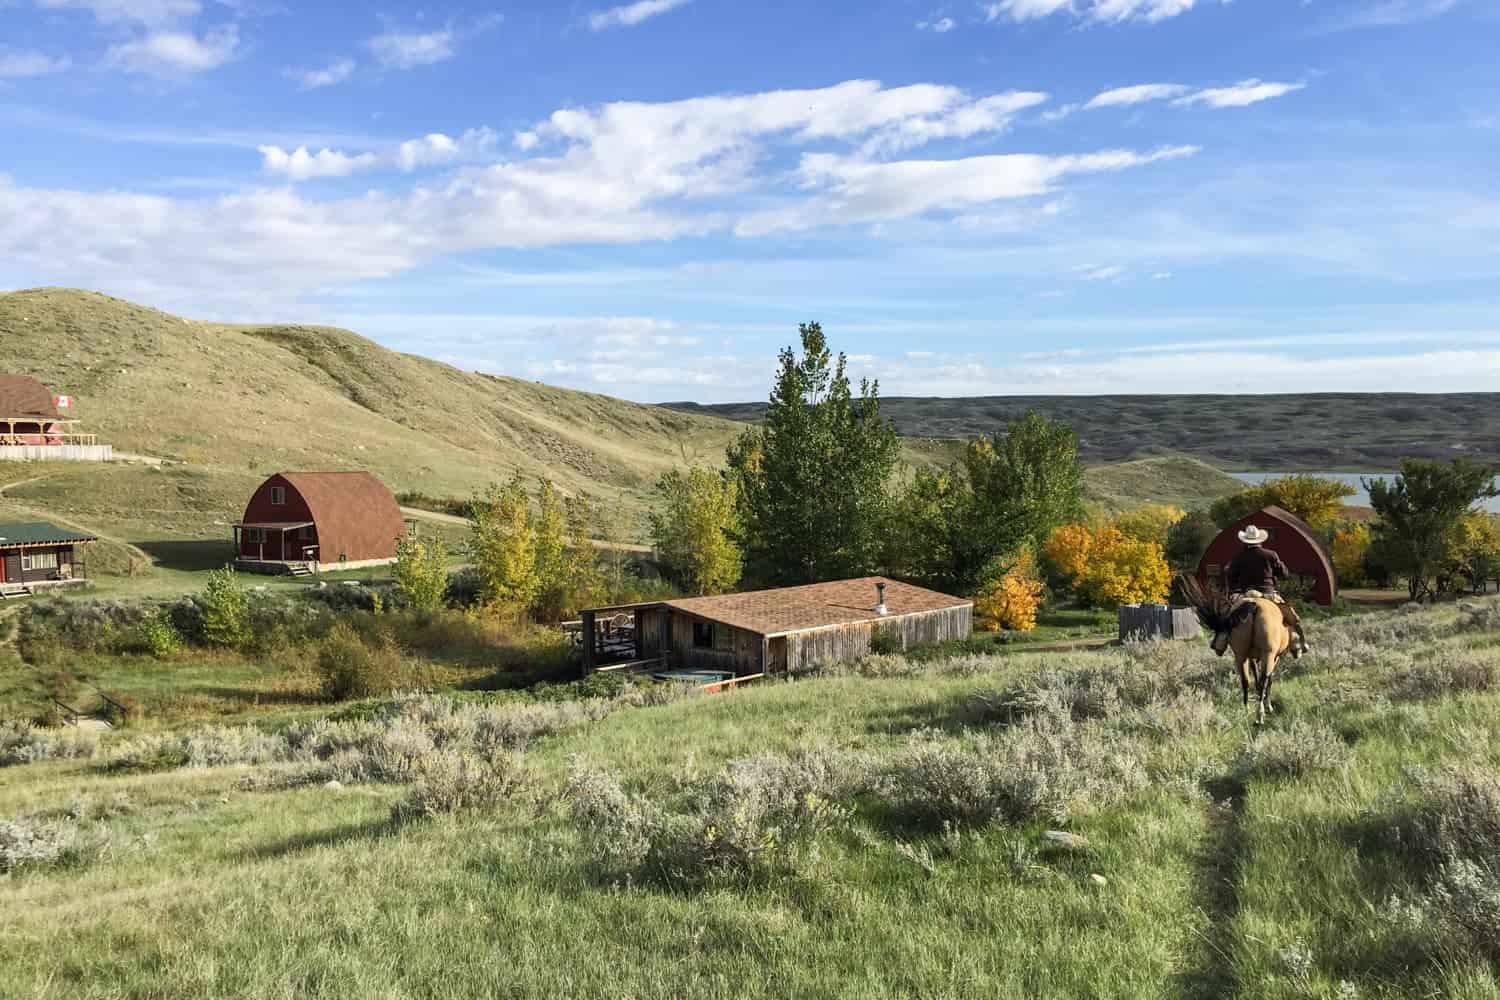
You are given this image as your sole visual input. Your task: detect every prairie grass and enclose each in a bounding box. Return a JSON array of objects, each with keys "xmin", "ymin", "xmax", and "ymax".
[{"xmin": 1, "ymin": 597, "xmax": 1499, "ymax": 998}]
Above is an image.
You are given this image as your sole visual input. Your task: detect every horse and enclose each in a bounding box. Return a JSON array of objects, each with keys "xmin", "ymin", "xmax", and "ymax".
[{"xmin": 1178, "ymin": 576, "xmax": 1294, "ymax": 724}]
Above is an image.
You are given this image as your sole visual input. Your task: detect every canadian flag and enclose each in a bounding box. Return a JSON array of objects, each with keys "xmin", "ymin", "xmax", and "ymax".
[{"xmin": 52, "ymin": 395, "xmax": 72, "ymax": 408}]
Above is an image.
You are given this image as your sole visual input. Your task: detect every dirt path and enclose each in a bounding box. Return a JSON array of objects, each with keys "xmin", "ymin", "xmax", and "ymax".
[{"xmin": 400, "ymin": 505, "xmax": 653, "ymax": 554}]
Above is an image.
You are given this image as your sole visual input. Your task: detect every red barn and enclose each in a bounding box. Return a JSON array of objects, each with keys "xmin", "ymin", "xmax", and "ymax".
[
  {"xmin": 1197, "ymin": 505, "xmax": 1338, "ymax": 606},
  {"xmin": 233, "ymin": 472, "xmax": 408, "ymax": 574}
]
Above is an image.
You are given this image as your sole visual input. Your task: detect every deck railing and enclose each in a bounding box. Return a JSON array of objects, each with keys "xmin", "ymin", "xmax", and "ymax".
[{"xmin": 0, "ymin": 433, "xmax": 98, "ymax": 446}]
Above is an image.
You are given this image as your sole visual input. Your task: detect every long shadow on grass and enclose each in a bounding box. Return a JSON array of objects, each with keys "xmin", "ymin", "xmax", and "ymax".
[
  {"xmin": 137, "ymin": 539, "xmax": 236, "ymax": 572},
  {"xmin": 238, "ymin": 816, "xmax": 397, "ymax": 862},
  {"xmin": 1172, "ymin": 774, "xmax": 1247, "ymax": 1000}
]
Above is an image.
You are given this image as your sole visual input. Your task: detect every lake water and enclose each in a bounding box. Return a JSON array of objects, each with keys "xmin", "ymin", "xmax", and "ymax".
[{"xmin": 1232, "ymin": 472, "xmax": 1500, "ymax": 514}]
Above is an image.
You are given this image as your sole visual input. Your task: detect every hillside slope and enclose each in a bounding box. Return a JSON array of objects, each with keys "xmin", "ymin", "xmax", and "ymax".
[
  {"xmin": 0, "ymin": 289, "xmax": 741, "ymax": 525},
  {"xmin": 665, "ymin": 392, "xmax": 1500, "ymax": 469}
]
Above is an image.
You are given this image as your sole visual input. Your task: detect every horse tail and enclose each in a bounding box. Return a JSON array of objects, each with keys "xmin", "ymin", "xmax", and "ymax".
[{"xmin": 1176, "ymin": 574, "xmax": 1256, "ymax": 634}]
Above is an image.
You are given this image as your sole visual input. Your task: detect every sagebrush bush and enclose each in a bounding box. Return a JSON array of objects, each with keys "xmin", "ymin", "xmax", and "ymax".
[
  {"xmin": 392, "ymin": 749, "xmax": 529, "ymax": 821},
  {"xmin": 0, "ymin": 720, "xmax": 98, "ymax": 768},
  {"xmin": 1405, "ymin": 766, "xmax": 1500, "ymax": 864},
  {"xmin": 566, "ymin": 747, "xmax": 859, "ymax": 887},
  {"xmin": 315, "ymin": 622, "xmax": 409, "ymax": 701},
  {"xmin": 1389, "ymin": 649, "xmax": 1498, "ymax": 702},
  {"xmin": 0, "ymin": 816, "xmax": 103, "ymax": 874},
  {"xmin": 879, "ymin": 716, "xmax": 1149, "ymax": 829},
  {"xmin": 1236, "ymin": 721, "xmax": 1351, "ymax": 779}
]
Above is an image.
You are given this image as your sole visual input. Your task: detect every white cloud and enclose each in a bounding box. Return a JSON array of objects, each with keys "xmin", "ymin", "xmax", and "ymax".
[
  {"xmin": 1085, "ymin": 83, "xmax": 1189, "ymax": 109},
  {"xmin": 984, "ymin": 0, "xmax": 1204, "ymax": 23},
  {"xmin": 35, "ymin": 0, "xmax": 199, "ymax": 26},
  {"xmin": 736, "ymin": 144, "xmax": 1198, "ymax": 235},
  {"xmin": 513, "ymin": 130, "xmax": 539, "ymax": 151},
  {"xmin": 394, "ymin": 128, "xmax": 497, "ymax": 171},
  {"xmin": 588, "ymin": 0, "xmax": 692, "ymax": 31},
  {"xmin": 367, "ymin": 28, "xmax": 453, "ymax": 70},
  {"xmin": 1313, "ymin": 0, "xmax": 1461, "ymax": 31},
  {"xmin": 0, "ymin": 50, "xmax": 71, "ymax": 77},
  {"xmin": 105, "ymin": 24, "xmax": 238, "ymax": 73},
  {"xmin": 917, "ymin": 15, "xmax": 957, "ymax": 31},
  {"xmin": 1151, "ymin": 270, "xmax": 1172, "ymax": 279},
  {"xmin": 1174, "ymin": 79, "xmax": 1305, "ymax": 108},
  {"xmin": 285, "ymin": 58, "xmax": 355, "ymax": 90},
  {"xmin": 860, "ymin": 91, "xmax": 1048, "ymax": 155},
  {"xmin": 1079, "ymin": 264, "xmax": 1124, "ymax": 280},
  {"xmin": 258, "ymin": 145, "xmax": 379, "ymax": 181}
]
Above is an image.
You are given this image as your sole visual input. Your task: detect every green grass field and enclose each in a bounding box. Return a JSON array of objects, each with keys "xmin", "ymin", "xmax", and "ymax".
[{"xmin": 4, "ymin": 599, "xmax": 1499, "ymax": 998}]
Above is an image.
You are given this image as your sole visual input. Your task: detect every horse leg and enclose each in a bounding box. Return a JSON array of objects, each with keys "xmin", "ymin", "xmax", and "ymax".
[
  {"xmin": 1236, "ymin": 653, "xmax": 1253, "ymax": 709},
  {"xmin": 1257, "ymin": 651, "xmax": 1280, "ymax": 724}
]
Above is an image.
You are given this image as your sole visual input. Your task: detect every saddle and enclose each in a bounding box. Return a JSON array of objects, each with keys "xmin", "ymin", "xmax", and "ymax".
[{"xmin": 1221, "ymin": 590, "xmax": 1308, "ymax": 657}]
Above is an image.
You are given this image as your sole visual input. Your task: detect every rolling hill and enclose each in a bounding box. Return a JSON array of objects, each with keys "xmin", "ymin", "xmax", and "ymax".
[{"xmin": 665, "ymin": 392, "xmax": 1500, "ymax": 469}]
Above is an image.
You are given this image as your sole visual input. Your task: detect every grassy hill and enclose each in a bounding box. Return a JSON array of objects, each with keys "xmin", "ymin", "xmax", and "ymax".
[
  {"xmin": 1084, "ymin": 454, "xmax": 1244, "ymax": 513},
  {"xmin": 3, "ymin": 599, "xmax": 1499, "ymax": 997},
  {"xmin": 0, "ymin": 288, "xmax": 743, "ymax": 520},
  {"xmin": 665, "ymin": 393, "xmax": 1500, "ymax": 469}
]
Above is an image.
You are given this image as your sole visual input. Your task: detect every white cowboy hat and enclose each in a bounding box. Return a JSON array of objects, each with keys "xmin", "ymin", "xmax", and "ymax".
[{"xmin": 1237, "ymin": 525, "xmax": 1270, "ymax": 546}]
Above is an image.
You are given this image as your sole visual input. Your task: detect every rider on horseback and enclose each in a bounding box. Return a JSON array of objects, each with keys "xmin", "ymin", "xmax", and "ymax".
[{"xmin": 1211, "ymin": 525, "xmax": 1310, "ymax": 657}]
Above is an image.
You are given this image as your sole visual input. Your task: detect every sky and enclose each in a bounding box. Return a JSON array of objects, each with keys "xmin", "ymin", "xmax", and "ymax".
[{"xmin": 1, "ymin": 0, "xmax": 1497, "ymax": 403}]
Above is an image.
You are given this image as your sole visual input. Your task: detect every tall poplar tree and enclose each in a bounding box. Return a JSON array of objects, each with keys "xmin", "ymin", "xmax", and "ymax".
[{"xmin": 728, "ymin": 322, "xmax": 900, "ymax": 585}]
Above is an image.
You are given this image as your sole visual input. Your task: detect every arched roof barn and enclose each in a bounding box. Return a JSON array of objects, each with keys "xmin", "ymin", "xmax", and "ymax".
[{"xmin": 1197, "ymin": 505, "xmax": 1338, "ymax": 606}]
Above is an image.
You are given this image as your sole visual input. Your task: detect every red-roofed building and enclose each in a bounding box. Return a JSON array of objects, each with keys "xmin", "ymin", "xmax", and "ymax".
[
  {"xmin": 1196, "ymin": 505, "xmax": 1339, "ymax": 606},
  {"xmin": 580, "ymin": 577, "xmax": 973, "ymax": 677},
  {"xmin": 234, "ymin": 472, "xmax": 411, "ymax": 574},
  {"xmin": 0, "ymin": 375, "xmax": 110, "ymax": 460}
]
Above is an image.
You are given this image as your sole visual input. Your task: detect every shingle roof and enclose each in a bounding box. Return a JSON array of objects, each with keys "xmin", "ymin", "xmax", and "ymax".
[
  {"xmin": 0, "ymin": 522, "xmax": 97, "ymax": 546},
  {"xmin": 0, "ymin": 375, "xmax": 59, "ymax": 419},
  {"xmin": 245, "ymin": 472, "xmax": 406, "ymax": 563},
  {"xmin": 661, "ymin": 577, "xmax": 971, "ymax": 637}
]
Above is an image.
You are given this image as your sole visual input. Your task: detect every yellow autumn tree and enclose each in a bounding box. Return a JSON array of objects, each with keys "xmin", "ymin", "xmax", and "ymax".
[
  {"xmin": 1111, "ymin": 504, "xmax": 1186, "ymax": 547},
  {"xmin": 469, "ymin": 474, "xmax": 539, "ymax": 612},
  {"xmin": 1330, "ymin": 522, "xmax": 1371, "ymax": 588},
  {"xmin": 1045, "ymin": 522, "xmax": 1171, "ymax": 607},
  {"xmin": 974, "ymin": 548, "xmax": 1043, "ymax": 632}
]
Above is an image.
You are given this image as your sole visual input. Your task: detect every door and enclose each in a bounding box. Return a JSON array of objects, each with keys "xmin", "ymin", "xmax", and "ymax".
[
  {"xmin": 767, "ymin": 637, "xmax": 788, "ymax": 673},
  {"xmin": 0, "ymin": 551, "xmax": 12, "ymax": 583}
]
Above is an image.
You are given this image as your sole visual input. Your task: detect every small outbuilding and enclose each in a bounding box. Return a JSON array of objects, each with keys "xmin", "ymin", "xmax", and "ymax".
[
  {"xmin": 0, "ymin": 521, "xmax": 96, "ymax": 596},
  {"xmin": 234, "ymin": 471, "xmax": 409, "ymax": 574},
  {"xmin": 580, "ymin": 577, "xmax": 973, "ymax": 679},
  {"xmin": 1197, "ymin": 505, "xmax": 1338, "ymax": 606}
]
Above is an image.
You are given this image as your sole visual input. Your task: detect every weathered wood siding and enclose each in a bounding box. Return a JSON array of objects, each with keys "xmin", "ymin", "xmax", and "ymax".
[
  {"xmin": 783, "ymin": 605, "xmax": 972, "ymax": 672},
  {"xmin": 666, "ymin": 610, "xmax": 762, "ymax": 673}
]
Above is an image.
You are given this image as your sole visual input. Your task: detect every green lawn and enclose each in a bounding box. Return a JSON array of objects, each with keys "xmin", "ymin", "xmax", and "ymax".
[{"xmin": 3, "ymin": 600, "xmax": 1499, "ymax": 997}]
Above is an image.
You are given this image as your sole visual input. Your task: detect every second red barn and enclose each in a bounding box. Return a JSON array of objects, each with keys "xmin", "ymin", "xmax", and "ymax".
[{"xmin": 234, "ymin": 471, "xmax": 409, "ymax": 575}]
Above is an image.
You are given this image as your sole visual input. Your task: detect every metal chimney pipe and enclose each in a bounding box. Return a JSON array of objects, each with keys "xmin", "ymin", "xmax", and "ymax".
[{"xmin": 875, "ymin": 581, "xmax": 888, "ymax": 615}]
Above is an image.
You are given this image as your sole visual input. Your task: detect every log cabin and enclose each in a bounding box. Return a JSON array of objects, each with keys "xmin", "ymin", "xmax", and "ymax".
[
  {"xmin": 580, "ymin": 577, "xmax": 973, "ymax": 679},
  {"xmin": 0, "ymin": 521, "xmax": 96, "ymax": 596}
]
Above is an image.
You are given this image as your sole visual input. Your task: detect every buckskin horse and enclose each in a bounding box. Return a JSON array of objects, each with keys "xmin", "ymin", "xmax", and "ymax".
[{"xmin": 1179, "ymin": 576, "xmax": 1294, "ymax": 724}]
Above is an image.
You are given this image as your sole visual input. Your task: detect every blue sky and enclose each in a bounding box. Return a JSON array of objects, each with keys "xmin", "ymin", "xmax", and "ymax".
[{"xmin": 1, "ymin": 0, "xmax": 1497, "ymax": 402}]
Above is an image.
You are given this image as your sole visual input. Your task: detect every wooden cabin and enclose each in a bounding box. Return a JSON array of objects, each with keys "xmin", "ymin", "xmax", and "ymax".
[
  {"xmin": 0, "ymin": 522, "xmax": 96, "ymax": 596},
  {"xmin": 0, "ymin": 375, "xmax": 110, "ymax": 461},
  {"xmin": 1197, "ymin": 505, "xmax": 1338, "ymax": 606},
  {"xmin": 233, "ymin": 471, "xmax": 409, "ymax": 575},
  {"xmin": 580, "ymin": 577, "xmax": 973, "ymax": 678}
]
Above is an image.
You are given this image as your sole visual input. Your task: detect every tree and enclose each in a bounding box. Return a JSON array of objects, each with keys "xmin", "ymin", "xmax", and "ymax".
[
  {"xmin": 962, "ymin": 412, "xmax": 1085, "ymax": 572},
  {"xmin": 649, "ymin": 467, "xmax": 744, "ymax": 596},
  {"xmin": 532, "ymin": 480, "xmax": 569, "ymax": 622},
  {"xmin": 1365, "ymin": 458, "xmax": 1499, "ymax": 600},
  {"xmin": 199, "ymin": 567, "xmax": 250, "ymax": 649},
  {"xmin": 1442, "ymin": 511, "xmax": 1500, "ymax": 595},
  {"xmin": 728, "ymin": 322, "xmax": 900, "ymax": 585},
  {"xmin": 1045, "ymin": 523, "xmax": 1171, "ymax": 608},
  {"xmin": 1165, "ymin": 509, "xmax": 1219, "ymax": 571},
  {"xmin": 565, "ymin": 494, "xmax": 605, "ymax": 609},
  {"xmin": 973, "ymin": 547, "xmax": 1043, "ymax": 632},
  {"xmin": 885, "ymin": 467, "xmax": 966, "ymax": 591},
  {"xmin": 393, "ymin": 534, "xmax": 449, "ymax": 613},
  {"xmin": 1112, "ymin": 504, "xmax": 1186, "ymax": 547},
  {"xmin": 469, "ymin": 474, "xmax": 539, "ymax": 611},
  {"xmin": 1211, "ymin": 475, "xmax": 1356, "ymax": 531},
  {"xmin": 1330, "ymin": 522, "xmax": 1371, "ymax": 589}
]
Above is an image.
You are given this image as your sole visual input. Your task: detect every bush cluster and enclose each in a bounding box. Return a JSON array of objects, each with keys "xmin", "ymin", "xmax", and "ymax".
[
  {"xmin": 1236, "ymin": 721, "xmax": 1352, "ymax": 780},
  {"xmin": 0, "ymin": 815, "xmax": 104, "ymax": 875},
  {"xmin": 392, "ymin": 749, "xmax": 530, "ymax": 822},
  {"xmin": 315, "ymin": 623, "xmax": 410, "ymax": 701},
  {"xmin": 1389, "ymin": 649, "xmax": 1497, "ymax": 702},
  {"xmin": 0, "ymin": 720, "xmax": 99, "ymax": 768}
]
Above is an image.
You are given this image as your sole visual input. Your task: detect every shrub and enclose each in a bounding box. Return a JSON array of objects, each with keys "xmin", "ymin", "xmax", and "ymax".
[
  {"xmin": 315, "ymin": 623, "xmax": 409, "ymax": 701},
  {"xmin": 393, "ymin": 535, "xmax": 450, "ymax": 613},
  {"xmin": 1405, "ymin": 766, "xmax": 1500, "ymax": 864},
  {"xmin": 1389, "ymin": 649, "xmax": 1498, "ymax": 702},
  {"xmin": 133, "ymin": 610, "xmax": 181, "ymax": 657},
  {"xmin": 868, "ymin": 627, "xmax": 903, "ymax": 655},
  {"xmin": 0, "ymin": 816, "xmax": 102, "ymax": 874},
  {"xmin": 1236, "ymin": 721, "xmax": 1351, "ymax": 779},
  {"xmin": 199, "ymin": 568, "xmax": 251, "ymax": 649},
  {"xmin": 1045, "ymin": 523, "xmax": 1171, "ymax": 607},
  {"xmin": 565, "ymin": 760, "xmax": 660, "ymax": 875},
  {"xmin": 878, "ymin": 718, "xmax": 1148, "ymax": 829},
  {"xmin": 392, "ymin": 749, "xmax": 529, "ymax": 822},
  {"xmin": 0, "ymin": 720, "xmax": 98, "ymax": 767},
  {"xmin": 974, "ymin": 548, "xmax": 1044, "ymax": 632}
]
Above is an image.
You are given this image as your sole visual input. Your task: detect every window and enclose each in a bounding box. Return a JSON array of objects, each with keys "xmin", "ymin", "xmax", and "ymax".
[
  {"xmin": 298, "ymin": 525, "xmax": 315, "ymax": 540},
  {"xmin": 714, "ymin": 625, "xmax": 734, "ymax": 652},
  {"xmin": 693, "ymin": 621, "xmax": 713, "ymax": 648},
  {"xmin": 22, "ymin": 551, "xmax": 58, "ymax": 572},
  {"xmin": 245, "ymin": 528, "xmax": 265, "ymax": 544},
  {"xmin": 270, "ymin": 486, "xmax": 286, "ymax": 506}
]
